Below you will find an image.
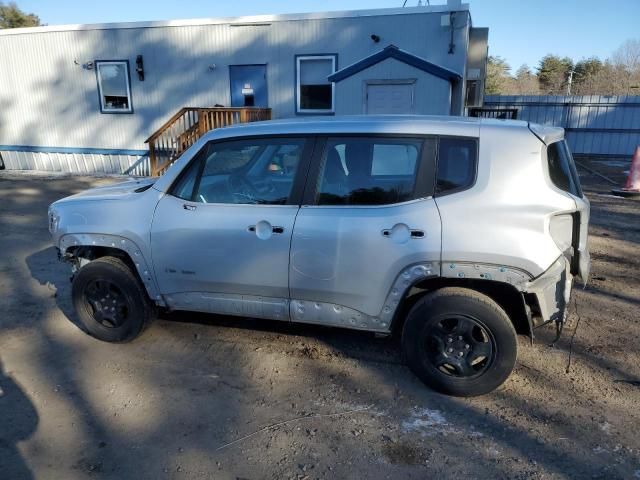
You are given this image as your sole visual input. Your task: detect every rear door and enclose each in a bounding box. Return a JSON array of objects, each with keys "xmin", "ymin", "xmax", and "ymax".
[{"xmin": 289, "ymin": 135, "xmax": 441, "ymax": 330}]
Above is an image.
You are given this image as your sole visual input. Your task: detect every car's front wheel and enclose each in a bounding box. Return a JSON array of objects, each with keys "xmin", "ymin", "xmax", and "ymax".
[
  {"xmin": 402, "ymin": 287, "xmax": 517, "ymax": 397},
  {"xmin": 71, "ymin": 256, "xmax": 155, "ymax": 342}
]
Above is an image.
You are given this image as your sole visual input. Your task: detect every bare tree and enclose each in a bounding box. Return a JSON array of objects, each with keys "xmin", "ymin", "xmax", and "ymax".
[{"xmin": 611, "ymin": 39, "xmax": 640, "ymax": 93}]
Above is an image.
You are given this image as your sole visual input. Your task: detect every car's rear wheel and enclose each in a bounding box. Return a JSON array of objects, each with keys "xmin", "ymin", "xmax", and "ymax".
[
  {"xmin": 71, "ymin": 256, "xmax": 155, "ymax": 342},
  {"xmin": 401, "ymin": 287, "xmax": 517, "ymax": 397}
]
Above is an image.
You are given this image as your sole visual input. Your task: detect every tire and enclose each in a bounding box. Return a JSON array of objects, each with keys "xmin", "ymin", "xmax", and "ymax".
[
  {"xmin": 401, "ymin": 287, "xmax": 517, "ymax": 397},
  {"xmin": 71, "ymin": 256, "xmax": 155, "ymax": 342}
]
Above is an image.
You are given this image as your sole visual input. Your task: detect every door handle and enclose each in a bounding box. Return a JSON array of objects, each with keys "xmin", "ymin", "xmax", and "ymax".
[
  {"xmin": 381, "ymin": 225, "xmax": 425, "ymax": 239},
  {"xmin": 183, "ymin": 204, "xmax": 197, "ymax": 211},
  {"xmin": 248, "ymin": 225, "xmax": 285, "ymax": 234}
]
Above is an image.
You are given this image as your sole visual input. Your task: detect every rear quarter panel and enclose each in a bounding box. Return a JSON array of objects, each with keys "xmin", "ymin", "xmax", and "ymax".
[{"xmin": 436, "ymin": 123, "xmax": 576, "ymax": 279}]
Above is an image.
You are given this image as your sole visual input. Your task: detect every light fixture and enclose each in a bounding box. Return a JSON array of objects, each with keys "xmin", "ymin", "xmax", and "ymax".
[{"xmin": 136, "ymin": 55, "xmax": 145, "ymax": 81}]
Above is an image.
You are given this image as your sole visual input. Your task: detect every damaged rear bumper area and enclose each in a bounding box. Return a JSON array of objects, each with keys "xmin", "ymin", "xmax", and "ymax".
[{"xmin": 523, "ymin": 256, "xmax": 573, "ymax": 329}]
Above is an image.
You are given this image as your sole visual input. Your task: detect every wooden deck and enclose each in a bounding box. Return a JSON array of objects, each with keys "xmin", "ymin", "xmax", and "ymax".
[{"xmin": 145, "ymin": 107, "xmax": 271, "ymax": 176}]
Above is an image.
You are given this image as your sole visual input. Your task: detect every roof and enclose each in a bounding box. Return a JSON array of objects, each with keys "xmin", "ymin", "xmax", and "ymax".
[
  {"xmin": 211, "ymin": 114, "xmax": 530, "ymax": 136},
  {"xmin": 328, "ymin": 45, "xmax": 462, "ymax": 83},
  {"xmin": 0, "ymin": 5, "xmax": 469, "ymax": 36}
]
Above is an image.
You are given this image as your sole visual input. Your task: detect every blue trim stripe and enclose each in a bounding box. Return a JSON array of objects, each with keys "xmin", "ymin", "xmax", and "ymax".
[
  {"xmin": 0, "ymin": 145, "xmax": 148, "ymax": 156},
  {"xmin": 328, "ymin": 44, "xmax": 462, "ymax": 83}
]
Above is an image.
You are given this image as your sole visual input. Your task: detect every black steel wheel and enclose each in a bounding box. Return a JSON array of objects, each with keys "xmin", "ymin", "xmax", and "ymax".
[
  {"xmin": 82, "ymin": 279, "xmax": 130, "ymax": 329},
  {"xmin": 402, "ymin": 287, "xmax": 517, "ymax": 397},
  {"xmin": 424, "ymin": 314, "xmax": 495, "ymax": 379},
  {"xmin": 72, "ymin": 256, "xmax": 155, "ymax": 342}
]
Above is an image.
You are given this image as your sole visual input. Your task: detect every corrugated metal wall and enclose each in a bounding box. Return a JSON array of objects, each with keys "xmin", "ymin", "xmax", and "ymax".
[
  {"xmin": 0, "ymin": 150, "xmax": 149, "ymax": 175},
  {"xmin": 484, "ymin": 95, "xmax": 640, "ymax": 158},
  {"xmin": 0, "ymin": 9, "xmax": 470, "ymax": 152}
]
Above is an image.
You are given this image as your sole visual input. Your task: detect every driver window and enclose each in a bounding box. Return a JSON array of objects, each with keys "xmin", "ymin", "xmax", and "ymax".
[{"xmin": 173, "ymin": 138, "xmax": 306, "ymax": 205}]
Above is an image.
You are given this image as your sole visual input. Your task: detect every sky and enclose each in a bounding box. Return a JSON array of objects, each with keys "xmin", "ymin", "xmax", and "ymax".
[{"xmin": 15, "ymin": 0, "xmax": 640, "ymax": 73}]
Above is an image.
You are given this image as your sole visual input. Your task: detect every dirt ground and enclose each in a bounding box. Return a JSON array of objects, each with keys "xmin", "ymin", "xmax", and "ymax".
[{"xmin": 0, "ymin": 163, "xmax": 639, "ymax": 480}]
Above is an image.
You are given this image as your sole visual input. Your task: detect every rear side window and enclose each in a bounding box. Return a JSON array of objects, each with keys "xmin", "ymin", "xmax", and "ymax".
[
  {"xmin": 436, "ymin": 137, "xmax": 477, "ymax": 194},
  {"xmin": 315, "ymin": 137, "xmax": 422, "ymax": 206},
  {"xmin": 547, "ymin": 140, "xmax": 583, "ymax": 197}
]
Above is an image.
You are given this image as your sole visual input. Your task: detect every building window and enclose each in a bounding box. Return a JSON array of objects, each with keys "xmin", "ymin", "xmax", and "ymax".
[
  {"xmin": 95, "ymin": 60, "xmax": 133, "ymax": 113},
  {"xmin": 296, "ymin": 55, "xmax": 336, "ymax": 114}
]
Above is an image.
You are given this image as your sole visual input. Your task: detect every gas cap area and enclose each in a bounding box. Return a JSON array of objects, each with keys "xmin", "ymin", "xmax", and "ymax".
[
  {"xmin": 255, "ymin": 220, "xmax": 273, "ymax": 240},
  {"xmin": 387, "ymin": 223, "xmax": 411, "ymax": 244}
]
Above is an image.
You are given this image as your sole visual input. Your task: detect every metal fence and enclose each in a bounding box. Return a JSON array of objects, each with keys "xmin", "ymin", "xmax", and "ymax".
[{"xmin": 483, "ymin": 95, "xmax": 640, "ymax": 158}]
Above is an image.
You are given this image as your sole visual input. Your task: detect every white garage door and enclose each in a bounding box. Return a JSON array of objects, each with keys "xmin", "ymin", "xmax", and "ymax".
[{"xmin": 366, "ymin": 83, "xmax": 415, "ymax": 114}]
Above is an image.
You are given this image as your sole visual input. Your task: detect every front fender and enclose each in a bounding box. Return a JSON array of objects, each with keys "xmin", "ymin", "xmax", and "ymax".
[{"xmin": 59, "ymin": 233, "xmax": 164, "ymax": 306}]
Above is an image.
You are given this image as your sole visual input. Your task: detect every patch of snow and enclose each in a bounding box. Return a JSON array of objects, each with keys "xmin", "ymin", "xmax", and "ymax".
[
  {"xmin": 402, "ymin": 408, "xmax": 448, "ymax": 431},
  {"xmin": 401, "ymin": 407, "xmax": 481, "ymax": 437}
]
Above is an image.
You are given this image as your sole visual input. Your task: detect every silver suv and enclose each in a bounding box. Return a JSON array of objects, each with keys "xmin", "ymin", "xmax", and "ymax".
[{"xmin": 48, "ymin": 116, "xmax": 590, "ymax": 396}]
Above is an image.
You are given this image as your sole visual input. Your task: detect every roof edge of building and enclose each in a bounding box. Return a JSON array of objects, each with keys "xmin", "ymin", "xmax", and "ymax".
[{"xmin": 0, "ymin": 5, "xmax": 470, "ymax": 37}]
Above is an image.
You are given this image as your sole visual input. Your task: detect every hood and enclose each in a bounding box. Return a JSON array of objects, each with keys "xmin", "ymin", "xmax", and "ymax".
[{"xmin": 53, "ymin": 178, "xmax": 155, "ymax": 205}]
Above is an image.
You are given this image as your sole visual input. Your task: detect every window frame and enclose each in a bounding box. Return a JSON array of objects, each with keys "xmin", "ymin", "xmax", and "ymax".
[
  {"xmin": 168, "ymin": 135, "xmax": 317, "ymax": 206},
  {"xmin": 544, "ymin": 140, "xmax": 583, "ymax": 198},
  {"xmin": 301, "ymin": 134, "xmax": 438, "ymax": 207},
  {"xmin": 95, "ymin": 60, "xmax": 134, "ymax": 114},
  {"xmin": 295, "ymin": 54, "xmax": 338, "ymax": 115},
  {"xmin": 433, "ymin": 136, "xmax": 480, "ymax": 197}
]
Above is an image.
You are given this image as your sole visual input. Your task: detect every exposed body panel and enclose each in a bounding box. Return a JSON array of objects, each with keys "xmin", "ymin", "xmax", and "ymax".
[{"xmin": 291, "ymin": 262, "xmax": 438, "ymax": 331}]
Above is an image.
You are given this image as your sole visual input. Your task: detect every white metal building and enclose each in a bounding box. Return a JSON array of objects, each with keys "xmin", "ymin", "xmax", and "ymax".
[{"xmin": 0, "ymin": 1, "xmax": 488, "ymax": 174}]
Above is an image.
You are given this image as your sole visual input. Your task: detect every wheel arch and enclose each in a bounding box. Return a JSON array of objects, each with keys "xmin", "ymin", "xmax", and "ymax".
[
  {"xmin": 60, "ymin": 233, "xmax": 164, "ymax": 306},
  {"xmin": 391, "ymin": 277, "xmax": 531, "ymax": 338}
]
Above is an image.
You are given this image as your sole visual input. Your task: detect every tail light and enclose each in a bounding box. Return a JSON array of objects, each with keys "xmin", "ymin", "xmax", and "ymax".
[{"xmin": 550, "ymin": 213, "xmax": 580, "ymax": 275}]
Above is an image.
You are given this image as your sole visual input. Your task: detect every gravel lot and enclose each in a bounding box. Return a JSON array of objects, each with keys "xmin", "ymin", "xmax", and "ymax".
[{"xmin": 0, "ymin": 164, "xmax": 639, "ymax": 479}]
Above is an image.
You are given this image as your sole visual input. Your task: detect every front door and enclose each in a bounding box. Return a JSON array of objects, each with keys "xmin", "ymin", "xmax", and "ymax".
[
  {"xmin": 229, "ymin": 65, "xmax": 268, "ymax": 107},
  {"xmin": 150, "ymin": 136, "xmax": 312, "ymax": 319},
  {"xmin": 366, "ymin": 82, "xmax": 415, "ymax": 114},
  {"xmin": 289, "ymin": 136, "xmax": 441, "ymax": 330}
]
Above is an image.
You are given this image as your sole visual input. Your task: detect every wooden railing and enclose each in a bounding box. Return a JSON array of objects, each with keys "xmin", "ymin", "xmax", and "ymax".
[{"xmin": 145, "ymin": 107, "xmax": 272, "ymax": 176}]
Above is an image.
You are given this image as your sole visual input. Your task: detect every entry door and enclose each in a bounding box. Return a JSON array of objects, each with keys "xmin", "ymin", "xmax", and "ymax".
[
  {"xmin": 289, "ymin": 136, "xmax": 441, "ymax": 326},
  {"xmin": 366, "ymin": 82, "xmax": 415, "ymax": 114},
  {"xmin": 229, "ymin": 65, "xmax": 268, "ymax": 107},
  {"xmin": 150, "ymin": 137, "xmax": 312, "ymax": 315}
]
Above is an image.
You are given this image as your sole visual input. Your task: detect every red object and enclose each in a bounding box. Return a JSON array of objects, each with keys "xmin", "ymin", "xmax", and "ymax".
[
  {"xmin": 623, "ymin": 146, "xmax": 640, "ymax": 191},
  {"xmin": 612, "ymin": 146, "xmax": 640, "ymax": 197}
]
